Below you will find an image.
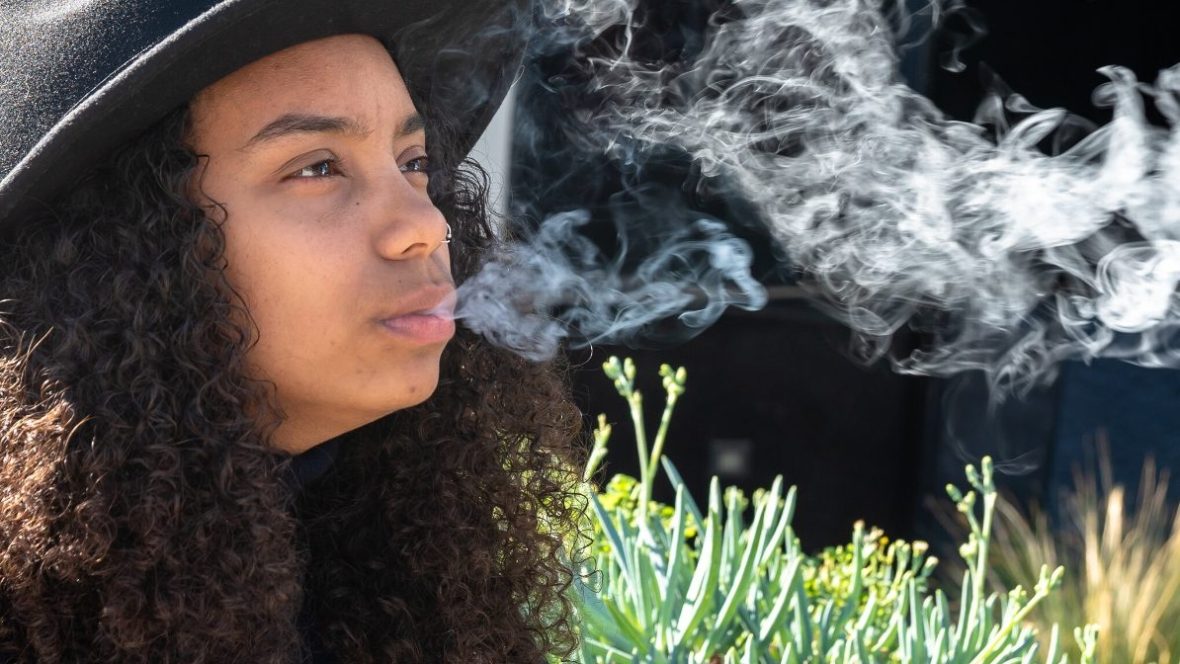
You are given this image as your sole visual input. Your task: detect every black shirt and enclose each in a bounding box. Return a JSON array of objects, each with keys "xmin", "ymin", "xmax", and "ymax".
[{"xmin": 287, "ymin": 438, "xmax": 342, "ymax": 664}]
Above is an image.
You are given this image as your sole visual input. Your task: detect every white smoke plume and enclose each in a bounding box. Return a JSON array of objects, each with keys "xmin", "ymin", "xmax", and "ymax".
[
  {"xmin": 455, "ymin": 0, "xmax": 1180, "ymax": 397},
  {"xmin": 458, "ymin": 209, "xmax": 766, "ymax": 360}
]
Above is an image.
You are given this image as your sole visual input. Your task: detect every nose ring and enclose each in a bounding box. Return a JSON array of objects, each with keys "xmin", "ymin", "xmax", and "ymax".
[{"xmin": 441, "ymin": 222, "xmax": 453, "ymax": 245}]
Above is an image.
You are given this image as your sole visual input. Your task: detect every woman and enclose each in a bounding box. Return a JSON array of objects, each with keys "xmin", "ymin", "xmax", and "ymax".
[{"xmin": 0, "ymin": 1, "xmax": 585, "ymax": 662}]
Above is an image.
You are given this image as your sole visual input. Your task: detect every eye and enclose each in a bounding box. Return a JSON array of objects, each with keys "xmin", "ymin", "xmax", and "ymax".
[
  {"xmin": 289, "ymin": 158, "xmax": 344, "ymax": 179},
  {"xmin": 400, "ymin": 156, "xmax": 430, "ymax": 176}
]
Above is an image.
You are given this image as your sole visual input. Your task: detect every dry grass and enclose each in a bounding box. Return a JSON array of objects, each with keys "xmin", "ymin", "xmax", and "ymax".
[{"xmin": 980, "ymin": 441, "xmax": 1180, "ymax": 663}]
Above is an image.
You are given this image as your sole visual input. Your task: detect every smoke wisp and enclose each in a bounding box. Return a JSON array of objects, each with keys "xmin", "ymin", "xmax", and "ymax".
[{"xmin": 455, "ymin": 0, "xmax": 1180, "ymax": 397}]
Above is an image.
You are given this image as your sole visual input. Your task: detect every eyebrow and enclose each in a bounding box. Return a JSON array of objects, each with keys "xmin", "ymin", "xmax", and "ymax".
[{"xmin": 239, "ymin": 112, "xmax": 426, "ymax": 151}]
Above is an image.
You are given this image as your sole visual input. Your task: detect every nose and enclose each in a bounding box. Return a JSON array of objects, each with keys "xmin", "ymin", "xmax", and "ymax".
[{"xmin": 368, "ymin": 171, "xmax": 450, "ymax": 261}]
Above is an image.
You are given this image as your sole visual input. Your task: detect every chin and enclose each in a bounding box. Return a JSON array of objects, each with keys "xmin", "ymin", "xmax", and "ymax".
[
  {"xmin": 351, "ymin": 353, "xmax": 445, "ymax": 415},
  {"xmin": 382, "ymin": 374, "xmax": 442, "ymax": 412}
]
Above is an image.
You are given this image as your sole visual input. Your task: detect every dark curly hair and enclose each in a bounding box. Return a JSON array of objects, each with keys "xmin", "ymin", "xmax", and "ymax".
[{"xmin": 0, "ymin": 102, "xmax": 587, "ymax": 662}]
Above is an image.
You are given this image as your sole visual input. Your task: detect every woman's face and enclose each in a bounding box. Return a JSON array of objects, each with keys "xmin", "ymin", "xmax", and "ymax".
[{"xmin": 187, "ymin": 34, "xmax": 454, "ymax": 454}]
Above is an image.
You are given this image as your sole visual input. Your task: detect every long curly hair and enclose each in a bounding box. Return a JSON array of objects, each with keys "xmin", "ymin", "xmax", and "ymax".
[{"xmin": 0, "ymin": 103, "xmax": 587, "ymax": 663}]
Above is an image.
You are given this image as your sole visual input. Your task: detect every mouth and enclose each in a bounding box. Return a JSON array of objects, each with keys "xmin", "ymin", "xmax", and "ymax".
[{"xmin": 378, "ymin": 287, "xmax": 457, "ymax": 344}]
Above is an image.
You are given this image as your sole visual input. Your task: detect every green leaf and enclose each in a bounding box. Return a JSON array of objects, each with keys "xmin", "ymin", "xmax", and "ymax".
[
  {"xmin": 674, "ymin": 478, "xmax": 724, "ymax": 645},
  {"xmin": 603, "ymin": 599, "xmax": 649, "ymax": 655},
  {"xmin": 758, "ymin": 557, "xmax": 800, "ymax": 644},
  {"xmin": 656, "ymin": 485, "xmax": 691, "ymax": 640},
  {"xmin": 661, "ymin": 457, "xmax": 704, "ymax": 527},
  {"xmin": 589, "ymin": 492, "xmax": 631, "ymax": 582},
  {"xmin": 700, "ymin": 495, "xmax": 769, "ymax": 654}
]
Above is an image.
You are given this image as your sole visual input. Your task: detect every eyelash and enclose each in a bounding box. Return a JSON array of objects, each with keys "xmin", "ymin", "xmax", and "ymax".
[{"xmin": 289, "ymin": 156, "xmax": 431, "ymax": 180}]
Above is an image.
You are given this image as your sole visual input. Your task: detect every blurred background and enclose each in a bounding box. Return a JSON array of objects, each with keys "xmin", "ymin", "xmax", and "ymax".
[{"xmin": 470, "ymin": 0, "xmax": 1180, "ymax": 553}]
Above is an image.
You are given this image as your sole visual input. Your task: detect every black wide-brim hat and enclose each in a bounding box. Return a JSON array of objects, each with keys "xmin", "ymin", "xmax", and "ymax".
[{"xmin": 0, "ymin": 0, "xmax": 530, "ymax": 226}]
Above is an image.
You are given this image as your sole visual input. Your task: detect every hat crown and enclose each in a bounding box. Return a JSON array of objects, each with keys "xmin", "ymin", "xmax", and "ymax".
[{"xmin": 0, "ymin": 0, "xmax": 219, "ymax": 176}]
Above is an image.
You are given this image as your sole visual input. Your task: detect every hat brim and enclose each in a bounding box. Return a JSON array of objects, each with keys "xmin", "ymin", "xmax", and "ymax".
[{"xmin": 0, "ymin": 0, "xmax": 525, "ymax": 225}]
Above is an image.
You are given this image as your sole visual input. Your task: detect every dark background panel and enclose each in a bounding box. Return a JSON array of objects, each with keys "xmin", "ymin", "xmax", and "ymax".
[
  {"xmin": 929, "ymin": 0, "xmax": 1177, "ymax": 128},
  {"xmin": 571, "ymin": 301, "xmax": 930, "ymax": 549}
]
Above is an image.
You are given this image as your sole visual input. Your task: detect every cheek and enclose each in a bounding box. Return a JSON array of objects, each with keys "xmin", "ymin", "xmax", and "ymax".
[{"xmin": 219, "ymin": 201, "xmax": 354, "ymax": 361}]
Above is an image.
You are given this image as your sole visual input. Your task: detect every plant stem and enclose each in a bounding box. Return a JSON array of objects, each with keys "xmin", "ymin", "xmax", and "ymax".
[
  {"xmin": 967, "ymin": 583, "xmax": 1052, "ymax": 664},
  {"xmin": 646, "ymin": 390, "xmax": 680, "ymax": 503},
  {"xmin": 974, "ymin": 491, "xmax": 996, "ymax": 606},
  {"xmin": 629, "ymin": 391, "xmax": 651, "ymax": 527}
]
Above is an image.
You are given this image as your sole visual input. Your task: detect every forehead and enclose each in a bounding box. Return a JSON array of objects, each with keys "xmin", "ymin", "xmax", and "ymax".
[{"xmin": 187, "ymin": 34, "xmax": 413, "ymax": 146}]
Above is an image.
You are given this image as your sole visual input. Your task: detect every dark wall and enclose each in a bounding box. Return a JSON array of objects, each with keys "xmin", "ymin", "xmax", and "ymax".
[
  {"xmin": 929, "ymin": 0, "xmax": 1178, "ymax": 128},
  {"xmin": 570, "ymin": 303, "xmax": 930, "ymax": 549}
]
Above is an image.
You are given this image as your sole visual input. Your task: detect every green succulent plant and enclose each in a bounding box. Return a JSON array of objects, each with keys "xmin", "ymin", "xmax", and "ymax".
[{"xmin": 569, "ymin": 357, "xmax": 1097, "ymax": 663}]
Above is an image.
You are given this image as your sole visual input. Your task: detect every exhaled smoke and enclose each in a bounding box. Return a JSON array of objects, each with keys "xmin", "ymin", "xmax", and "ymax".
[
  {"xmin": 455, "ymin": 0, "xmax": 1180, "ymax": 397},
  {"xmin": 458, "ymin": 208, "xmax": 767, "ymax": 361}
]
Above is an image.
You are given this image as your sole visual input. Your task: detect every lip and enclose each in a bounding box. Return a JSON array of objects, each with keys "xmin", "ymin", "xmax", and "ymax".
[{"xmin": 377, "ymin": 286, "xmax": 457, "ymax": 344}]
